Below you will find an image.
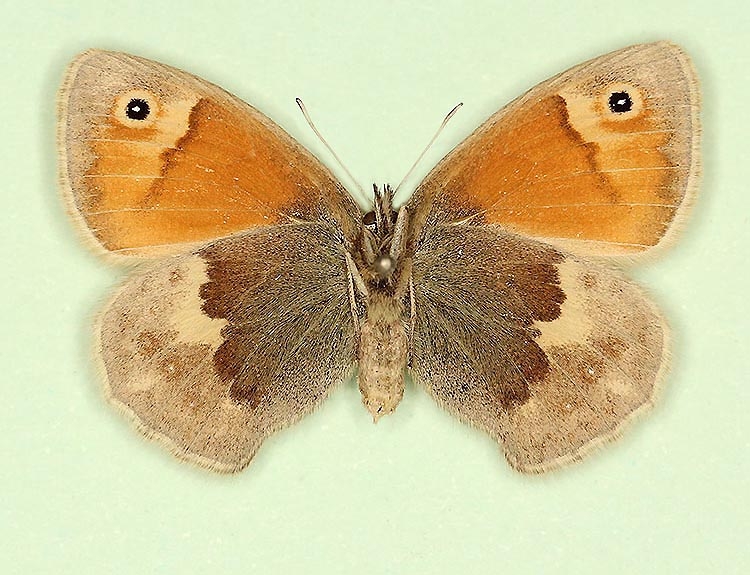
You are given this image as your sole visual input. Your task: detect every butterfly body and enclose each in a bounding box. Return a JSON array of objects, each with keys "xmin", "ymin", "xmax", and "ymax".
[
  {"xmin": 349, "ymin": 185, "xmax": 412, "ymax": 420},
  {"xmin": 58, "ymin": 43, "xmax": 700, "ymax": 473}
]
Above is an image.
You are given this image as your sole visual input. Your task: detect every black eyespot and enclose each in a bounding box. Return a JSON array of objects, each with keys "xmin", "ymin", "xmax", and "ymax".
[
  {"xmin": 125, "ymin": 98, "xmax": 151, "ymax": 120},
  {"xmin": 608, "ymin": 91, "xmax": 633, "ymax": 114}
]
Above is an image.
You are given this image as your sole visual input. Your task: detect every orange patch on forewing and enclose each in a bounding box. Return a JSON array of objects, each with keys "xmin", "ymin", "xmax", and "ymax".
[
  {"xmin": 82, "ymin": 97, "xmax": 333, "ymax": 252},
  {"xmin": 87, "ymin": 95, "xmax": 197, "ymax": 209},
  {"xmin": 442, "ymin": 94, "xmax": 677, "ymax": 249}
]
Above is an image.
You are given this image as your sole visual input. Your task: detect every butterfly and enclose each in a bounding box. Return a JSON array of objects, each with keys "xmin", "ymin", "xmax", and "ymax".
[{"xmin": 57, "ymin": 42, "xmax": 700, "ymax": 474}]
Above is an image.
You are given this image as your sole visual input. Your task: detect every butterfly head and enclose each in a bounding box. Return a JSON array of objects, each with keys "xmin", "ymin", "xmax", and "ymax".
[{"xmin": 357, "ymin": 184, "xmax": 407, "ymax": 287}]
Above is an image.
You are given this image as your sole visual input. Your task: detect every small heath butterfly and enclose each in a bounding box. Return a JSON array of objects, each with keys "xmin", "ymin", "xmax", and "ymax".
[{"xmin": 58, "ymin": 42, "xmax": 700, "ymax": 473}]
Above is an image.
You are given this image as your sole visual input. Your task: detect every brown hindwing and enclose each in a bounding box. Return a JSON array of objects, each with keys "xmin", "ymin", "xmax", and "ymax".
[
  {"xmin": 409, "ymin": 224, "xmax": 666, "ymax": 472},
  {"xmin": 97, "ymin": 223, "xmax": 357, "ymax": 472}
]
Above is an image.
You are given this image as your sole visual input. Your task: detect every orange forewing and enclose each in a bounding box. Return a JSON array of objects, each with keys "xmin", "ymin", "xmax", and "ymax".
[
  {"xmin": 60, "ymin": 51, "xmax": 359, "ymax": 257},
  {"xmin": 410, "ymin": 42, "xmax": 699, "ymax": 255}
]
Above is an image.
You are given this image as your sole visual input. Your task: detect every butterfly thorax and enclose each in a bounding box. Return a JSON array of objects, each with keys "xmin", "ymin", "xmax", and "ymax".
[
  {"xmin": 357, "ymin": 185, "xmax": 402, "ymax": 284},
  {"xmin": 351, "ymin": 185, "xmax": 411, "ymax": 421}
]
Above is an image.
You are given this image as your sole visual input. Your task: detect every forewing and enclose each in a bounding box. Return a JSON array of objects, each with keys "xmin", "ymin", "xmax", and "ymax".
[
  {"xmin": 406, "ymin": 42, "xmax": 700, "ymax": 257},
  {"xmin": 59, "ymin": 50, "xmax": 361, "ymax": 257},
  {"xmin": 97, "ymin": 223, "xmax": 356, "ymax": 472},
  {"xmin": 409, "ymin": 224, "xmax": 666, "ymax": 472}
]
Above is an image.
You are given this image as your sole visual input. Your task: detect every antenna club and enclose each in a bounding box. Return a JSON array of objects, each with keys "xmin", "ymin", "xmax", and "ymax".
[{"xmin": 394, "ymin": 102, "xmax": 464, "ymax": 193}]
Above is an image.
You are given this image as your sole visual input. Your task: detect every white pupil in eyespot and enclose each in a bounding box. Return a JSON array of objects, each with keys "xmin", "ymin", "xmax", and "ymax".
[{"xmin": 608, "ymin": 91, "xmax": 633, "ymax": 114}]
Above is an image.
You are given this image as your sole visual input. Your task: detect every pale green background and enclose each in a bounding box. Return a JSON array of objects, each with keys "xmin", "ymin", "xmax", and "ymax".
[{"xmin": 2, "ymin": 1, "xmax": 747, "ymax": 573}]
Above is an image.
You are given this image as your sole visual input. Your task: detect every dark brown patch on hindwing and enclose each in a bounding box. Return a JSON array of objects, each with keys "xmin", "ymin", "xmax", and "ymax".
[
  {"xmin": 199, "ymin": 223, "xmax": 356, "ymax": 410},
  {"xmin": 410, "ymin": 224, "xmax": 565, "ymax": 410}
]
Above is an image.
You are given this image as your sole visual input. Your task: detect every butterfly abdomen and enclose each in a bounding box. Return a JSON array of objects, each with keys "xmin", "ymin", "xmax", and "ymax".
[{"xmin": 358, "ymin": 294, "xmax": 408, "ymax": 422}]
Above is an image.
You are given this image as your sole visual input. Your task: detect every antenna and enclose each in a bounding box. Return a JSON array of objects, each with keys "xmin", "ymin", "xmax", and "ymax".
[
  {"xmin": 295, "ymin": 98, "xmax": 366, "ymax": 199},
  {"xmin": 395, "ymin": 102, "xmax": 463, "ymax": 193}
]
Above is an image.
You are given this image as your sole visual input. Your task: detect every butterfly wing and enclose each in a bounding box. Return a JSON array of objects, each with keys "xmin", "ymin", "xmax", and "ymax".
[
  {"xmin": 409, "ymin": 224, "xmax": 666, "ymax": 472},
  {"xmin": 98, "ymin": 223, "xmax": 357, "ymax": 472},
  {"xmin": 58, "ymin": 50, "xmax": 361, "ymax": 258},
  {"xmin": 406, "ymin": 42, "xmax": 700, "ymax": 256},
  {"xmin": 59, "ymin": 51, "xmax": 364, "ymax": 470},
  {"xmin": 405, "ymin": 42, "xmax": 699, "ymax": 472}
]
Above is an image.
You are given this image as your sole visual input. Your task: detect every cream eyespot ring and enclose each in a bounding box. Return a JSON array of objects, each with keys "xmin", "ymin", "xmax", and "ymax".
[
  {"xmin": 126, "ymin": 98, "xmax": 150, "ymax": 120},
  {"xmin": 112, "ymin": 90, "xmax": 160, "ymax": 128},
  {"xmin": 599, "ymin": 83, "xmax": 645, "ymax": 121}
]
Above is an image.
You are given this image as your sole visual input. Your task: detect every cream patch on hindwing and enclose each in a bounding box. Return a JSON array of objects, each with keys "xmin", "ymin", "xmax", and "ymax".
[
  {"xmin": 531, "ymin": 259, "xmax": 638, "ymax": 400},
  {"xmin": 167, "ymin": 256, "xmax": 228, "ymax": 348},
  {"xmin": 121, "ymin": 255, "xmax": 227, "ymax": 393},
  {"xmin": 534, "ymin": 259, "xmax": 594, "ymax": 349}
]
